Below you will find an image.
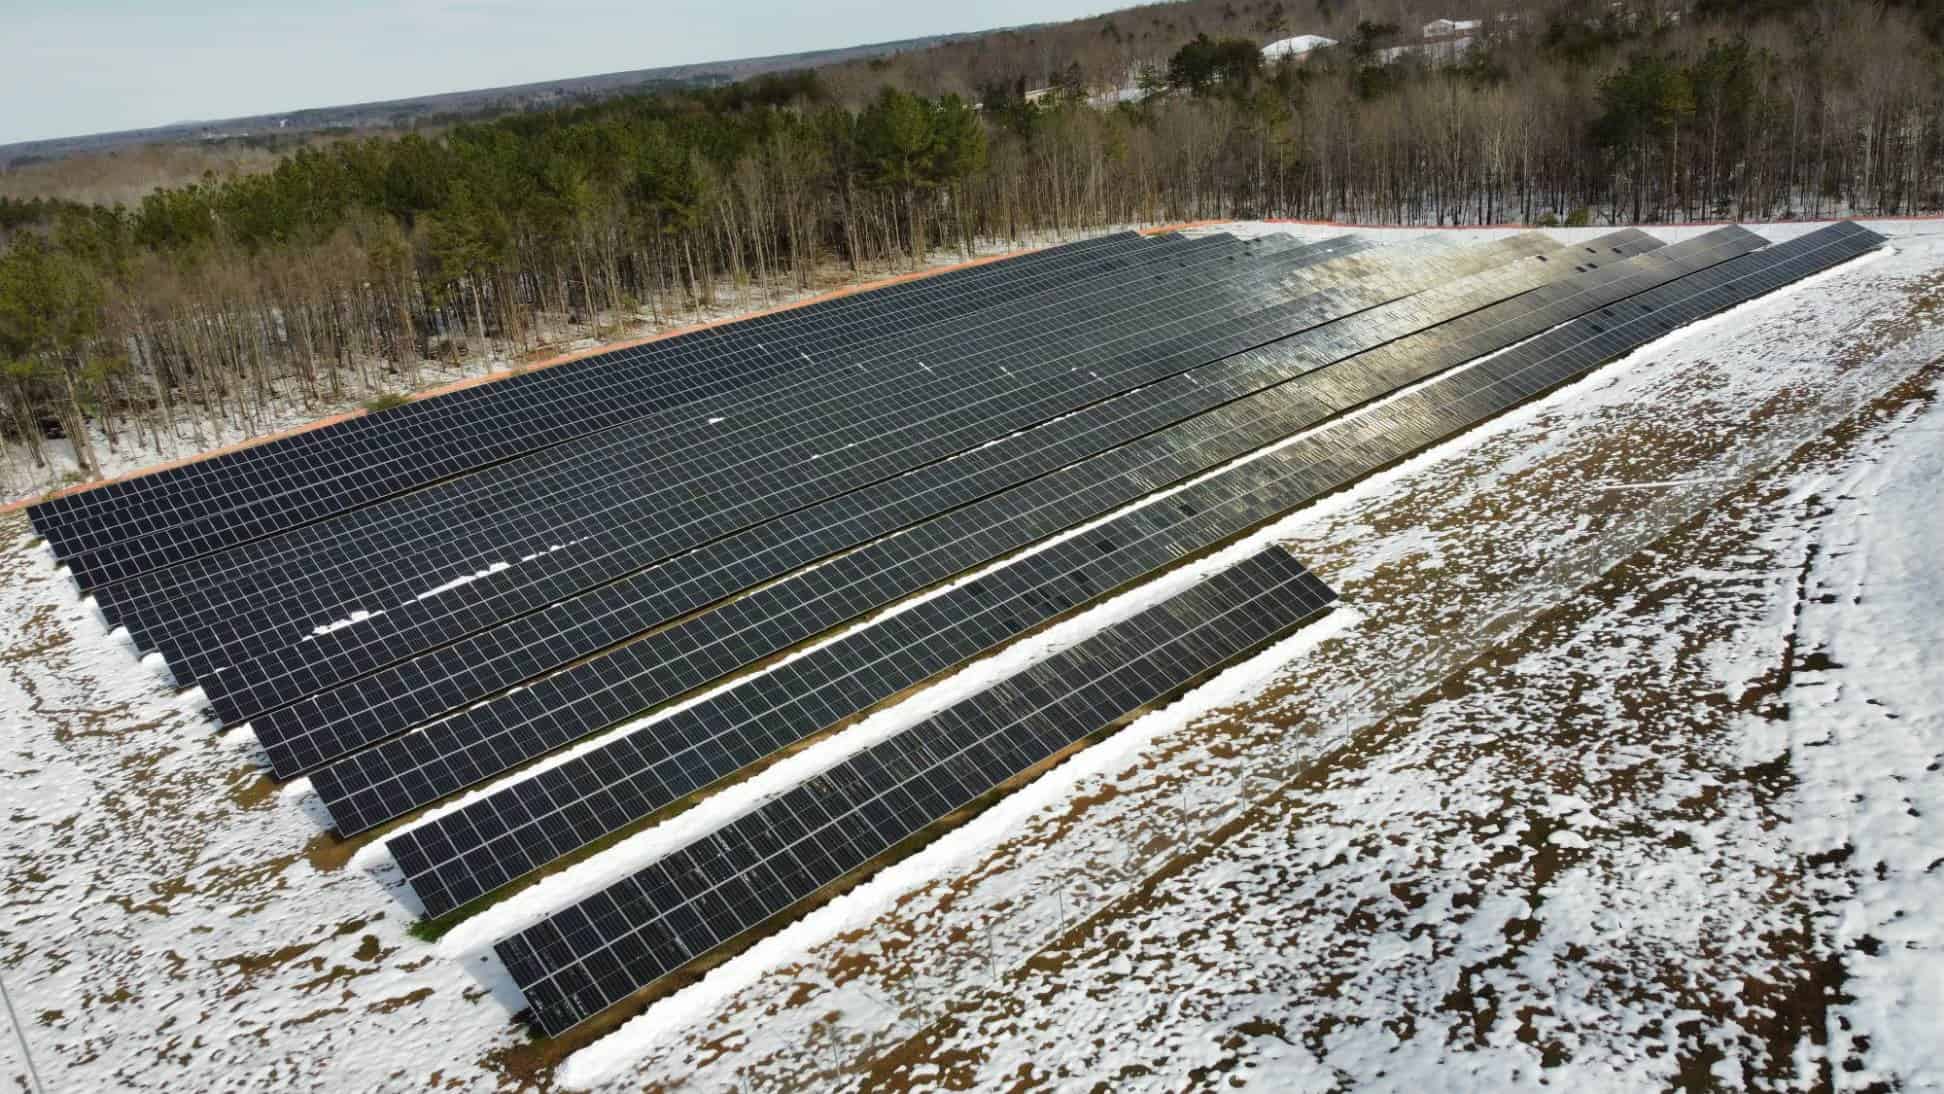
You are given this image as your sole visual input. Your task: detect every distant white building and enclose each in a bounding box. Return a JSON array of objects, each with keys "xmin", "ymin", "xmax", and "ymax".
[
  {"xmin": 1262, "ymin": 34, "xmax": 1337, "ymax": 62},
  {"xmin": 1422, "ymin": 18, "xmax": 1481, "ymax": 39}
]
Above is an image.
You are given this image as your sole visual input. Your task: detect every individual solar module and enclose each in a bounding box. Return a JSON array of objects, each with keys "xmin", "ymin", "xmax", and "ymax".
[
  {"xmin": 187, "ymin": 235, "xmax": 1543, "ymax": 719},
  {"xmin": 493, "ymin": 546, "xmax": 1338, "ymax": 1035},
  {"xmin": 37, "ymin": 232, "xmax": 1170, "ymax": 585},
  {"xmin": 104, "ymin": 232, "xmax": 1330, "ymax": 657},
  {"xmin": 445, "ymin": 221, "xmax": 1880, "ymax": 959},
  {"xmin": 253, "ymin": 234, "xmax": 1636, "ymax": 777},
  {"xmin": 383, "ymin": 231, "xmax": 1765, "ymax": 912}
]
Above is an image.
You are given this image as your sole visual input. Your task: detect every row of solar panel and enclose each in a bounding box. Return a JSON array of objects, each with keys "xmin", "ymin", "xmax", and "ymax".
[
  {"xmin": 484, "ymin": 219, "xmax": 1884, "ymax": 1037},
  {"xmin": 494, "ymin": 545, "xmax": 1340, "ymax": 1035},
  {"xmin": 110, "ymin": 232, "xmax": 1350, "ymax": 669},
  {"xmin": 248, "ymin": 232, "xmax": 1638, "ymax": 783},
  {"xmin": 203, "ymin": 234, "xmax": 1560, "ymax": 737},
  {"xmin": 377, "ymin": 226, "xmax": 1761, "ymax": 916},
  {"xmin": 34, "ymin": 231, "xmax": 1170, "ymax": 577}
]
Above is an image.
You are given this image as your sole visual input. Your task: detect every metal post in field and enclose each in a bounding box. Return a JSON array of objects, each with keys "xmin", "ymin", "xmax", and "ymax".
[{"xmin": 0, "ymin": 969, "xmax": 46, "ymax": 1094}]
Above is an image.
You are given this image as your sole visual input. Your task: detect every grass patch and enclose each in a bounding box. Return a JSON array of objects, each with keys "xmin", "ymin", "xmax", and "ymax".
[{"xmin": 362, "ymin": 391, "xmax": 412, "ymax": 413}]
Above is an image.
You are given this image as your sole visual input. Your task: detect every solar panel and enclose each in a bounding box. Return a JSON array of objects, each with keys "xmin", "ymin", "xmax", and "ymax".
[
  {"xmin": 380, "ymin": 229, "xmax": 1773, "ymax": 913},
  {"xmin": 492, "ymin": 545, "xmax": 1338, "ymax": 1036},
  {"xmin": 41, "ymin": 232, "xmax": 1174, "ymax": 583},
  {"xmin": 101, "ymin": 233, "xmax": 1333, "ymax": 647},
  {"xmin": 243, "ymin": 234, "xmax": 1658, "ymax": 772},
  {"xmin": 169, "ymin": 235, "xmax": 1551, "ymax": 707}
]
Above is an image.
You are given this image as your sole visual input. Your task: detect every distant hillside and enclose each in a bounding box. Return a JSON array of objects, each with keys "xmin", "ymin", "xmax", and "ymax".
[{"xmin": 0, "ymin": 31, "xmax": 980, "ymax": 168}]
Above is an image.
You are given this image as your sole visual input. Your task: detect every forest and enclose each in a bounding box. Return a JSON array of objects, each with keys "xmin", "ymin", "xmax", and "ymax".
[{"xmin": 1, "ymin": 0, "xmax": 1940, "ymax": 493}]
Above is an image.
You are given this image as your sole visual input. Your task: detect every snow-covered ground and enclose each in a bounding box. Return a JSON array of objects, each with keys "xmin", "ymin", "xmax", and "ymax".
[{"xmin": 1, "ymin": 220, "xmax": 1939, "ymax": 1092}]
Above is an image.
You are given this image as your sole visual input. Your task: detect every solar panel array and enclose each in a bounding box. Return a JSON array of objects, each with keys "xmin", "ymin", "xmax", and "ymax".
[
  {"xmin": 379, "ymin": 226, "xmax": 1762, "ymax": 913},
  {"xmin": 87, "ymin": 233, "xmax": 1515, "ymax": 744},
  {"xmin": 493, "ymin": 545, "xmax": 1339, "ymax": 1035},
  {"xmin": 304, "ymin": 235, "xmax": 1612, "ymax": 828},
  {"xmin": 248, "ymin": 233, "xmax": 1604, "ymax": 782},
  {"xmin": 24, "ymin": 220, "xmax": 1884, "ymax": 1041}
]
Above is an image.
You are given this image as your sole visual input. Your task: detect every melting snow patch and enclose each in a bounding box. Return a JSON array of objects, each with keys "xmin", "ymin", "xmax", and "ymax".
[
  {"xmin": 173, "ymin": 685, "xmax": 209, "ymax": 715},
  {"xmin": 416, "ymin": 560, "xmax": 511, "ymax": 601},
  {"xmin": 307, "ymin": 607, "xmax": 383, "ymax": 639},
  {"xmin": 140, "ymin": 650, "xmax": 177, "ymax": 686}
]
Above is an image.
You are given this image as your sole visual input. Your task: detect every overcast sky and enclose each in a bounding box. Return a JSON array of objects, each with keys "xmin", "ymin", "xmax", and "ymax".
[{"xmin": 1, "ymin": 0, "xmax": 1113, "ymax": 146}]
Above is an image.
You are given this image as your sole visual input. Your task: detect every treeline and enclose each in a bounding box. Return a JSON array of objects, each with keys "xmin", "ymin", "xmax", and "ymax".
[{"xmin": 2, "ymin": 0, "xmax": 1941, "ymax": 492}]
